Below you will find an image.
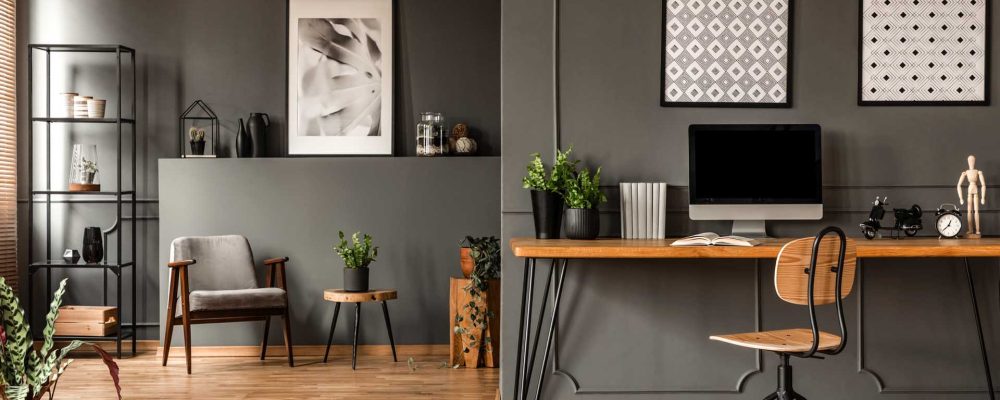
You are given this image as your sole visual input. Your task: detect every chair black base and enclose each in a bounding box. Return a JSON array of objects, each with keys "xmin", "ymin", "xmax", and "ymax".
[{"xmin": 763, "ymin": 353, "xmax": 807, "ymax": 400}]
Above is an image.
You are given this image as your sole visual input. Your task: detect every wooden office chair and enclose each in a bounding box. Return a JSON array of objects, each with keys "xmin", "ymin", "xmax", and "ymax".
[
  {"xmin": 710, "ymin": 227, "xmax": 856, "ymax": 400},
  {"xmin": 163, "ymin": 235, "xmax": 294, "ymax": 374}
]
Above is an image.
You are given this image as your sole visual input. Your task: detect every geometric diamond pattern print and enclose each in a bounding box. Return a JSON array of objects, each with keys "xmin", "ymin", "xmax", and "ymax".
[
  {"xmin": 663, "ymin": 0, "xmax": 790, "ymax": 105},
  {"xmin": 861, "ymin": 0, "xmax": 987, "ymax": 103}
]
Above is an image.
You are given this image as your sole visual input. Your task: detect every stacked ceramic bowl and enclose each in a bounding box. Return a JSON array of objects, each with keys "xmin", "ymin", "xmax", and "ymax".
[{"xmin": 63, "ymin": 93, "xmax": 107, "ymax": 118}]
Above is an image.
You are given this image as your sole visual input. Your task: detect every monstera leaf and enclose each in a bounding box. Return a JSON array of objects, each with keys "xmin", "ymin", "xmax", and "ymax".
[{"xmin": 299, "ymin": 18, "xmax": 383, "ymax": 137}]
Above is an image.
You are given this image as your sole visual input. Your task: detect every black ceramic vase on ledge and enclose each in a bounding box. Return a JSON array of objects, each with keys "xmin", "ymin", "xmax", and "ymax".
[
  {"xmin": 530, "ymin": 190, "xmax": 563, "ymax": 239},
  {"xmin": 82, "ymin": 227, "xmax": 104, "ymax": 263},
  {"xmin": 344, "ymin": 267, "xmax": 370, "ymax": 292},
  {"xmin": 564, "ymin": 208, "xmax": 599, "ymax": 240}
]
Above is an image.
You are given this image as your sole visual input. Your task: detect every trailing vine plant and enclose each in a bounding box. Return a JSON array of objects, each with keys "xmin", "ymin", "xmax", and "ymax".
[{"xmin": 454, "ymin": 236, "xmax": 501, "ymax": 362}]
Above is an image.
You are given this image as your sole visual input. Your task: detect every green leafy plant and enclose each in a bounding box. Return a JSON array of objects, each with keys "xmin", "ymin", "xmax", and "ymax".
[
  {"xmin": 521, "ymin": 147, "xmax": 579, "ymax": 194},
  {"xmin": 564, "ymin": 166, "xmax": 607, "ymax": 209},
  {"xmin": 334, "ymin": 231, "xmax": 378, "ymax": 269},
  {"xmin": 0, "ymin": 277, "xmax": 121, "ymax": 400},
  {"xmin": 454, "ymin": 236, "xmax": 501, "ymax": 363}
]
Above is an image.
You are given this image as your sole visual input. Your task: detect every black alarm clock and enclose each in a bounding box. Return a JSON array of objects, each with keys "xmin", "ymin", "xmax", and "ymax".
[{"xmin": 935, "ymin": 203, "xmax": 963, "ymax": 239}]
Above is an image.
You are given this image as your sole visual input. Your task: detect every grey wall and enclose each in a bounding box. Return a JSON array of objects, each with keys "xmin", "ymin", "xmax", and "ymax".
[
  {"xmin": 501, "ymin": 0, "xmax": 1000, "ymax": 399},
  {"xmin": 17, "ymin": 0, "xmax": 499, "ymax": 340},
  {"xmin": 159, "ymin": 157, "xmax": 499, "ymax": 345}
]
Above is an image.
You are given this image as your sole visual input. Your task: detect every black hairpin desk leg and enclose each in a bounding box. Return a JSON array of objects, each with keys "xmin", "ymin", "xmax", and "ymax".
[{"xmin": 966, "ymin": 258, "xmax": 995, "ymax": 400}]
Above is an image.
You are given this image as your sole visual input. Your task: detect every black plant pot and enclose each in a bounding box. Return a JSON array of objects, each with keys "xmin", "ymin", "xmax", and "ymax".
[
  {"xmin": 190, "ymin": 140, "xmax": 205, "ymax": 156},
  {"xmin": 565, "ymin": 208, "xmax": 600, "ymax": 240},
  {"xmin": 530, "ymin": 190, "xmax": 564, "ymax": 239},
  {"xmin": 344, "ymin": 267, "xmax": 370, "ymax": 292},
  {"xmin": 82, "ymin": 227, "xmax": 104, "ymax": 263}
]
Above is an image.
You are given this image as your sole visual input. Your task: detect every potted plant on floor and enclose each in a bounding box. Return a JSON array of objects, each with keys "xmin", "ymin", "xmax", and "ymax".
[
  {"xmin": 0, "ymin": 277, "xmax": 121, "ymax": 400},
  {"xmin": 334, "ymin": 231, "xmax": 378, "ymax": 292},
  {"xmin": 522, "ymin": 147, "xmax": 578, "ymax": 239},
  {"xmin": 563, "ymin": 166, "xmax": 607, "ymax": 240},
  {"xmin": 454, "ymin": 236, "xmax": 501, "ymax": 367}
]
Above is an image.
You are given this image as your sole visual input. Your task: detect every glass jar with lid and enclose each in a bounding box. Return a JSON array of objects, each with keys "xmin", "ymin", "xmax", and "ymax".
[{"xmin": 416, "ymin": 112, "xmax": 449, "ymax": 156}]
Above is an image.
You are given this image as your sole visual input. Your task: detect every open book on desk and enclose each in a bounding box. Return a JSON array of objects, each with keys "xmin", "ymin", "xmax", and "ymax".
[{"xmin": 670, "ymin": 233, "xmax": 761, "ymax": 247}]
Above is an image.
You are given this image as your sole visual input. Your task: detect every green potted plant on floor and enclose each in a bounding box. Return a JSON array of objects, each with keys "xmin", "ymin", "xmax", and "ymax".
[
  {"xmin": 0, "ymin": 277, "xmax": 121, "ymax": 400},
  {"xmin": 522, "ymin": 147, "xmax": 578, "ymax": 239},
  {"xmin": 335, "ymin": 231, "xmax": 378, "ymax": 292},
  {"xmin": 563, "ymin": 166, "xmax": 607, "ymax": 240}
]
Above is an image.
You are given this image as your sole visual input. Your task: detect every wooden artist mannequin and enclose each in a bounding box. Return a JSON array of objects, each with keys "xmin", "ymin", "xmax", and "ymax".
[{"xmin": 957, "ymin": 155, "xmax": 986, "ymax": 238}]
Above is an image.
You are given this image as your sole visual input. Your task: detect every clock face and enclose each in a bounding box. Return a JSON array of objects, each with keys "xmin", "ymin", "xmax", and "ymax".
[{"xmin": 937, "ymin": 213, "xmax": 963, "ymax": 238}]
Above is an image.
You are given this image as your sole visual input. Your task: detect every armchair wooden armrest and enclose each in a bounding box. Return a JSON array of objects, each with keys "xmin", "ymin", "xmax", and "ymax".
[
  {"xmin": 168, "ymin": 259, "xmax": 196, "ymax": 268},
  {"xmin": 264, "ymin": 257, "xmax": 289, "ymax": 266}
]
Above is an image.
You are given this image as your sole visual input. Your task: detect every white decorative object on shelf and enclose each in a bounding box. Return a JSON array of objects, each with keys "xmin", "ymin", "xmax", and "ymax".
[
  {"xmin": 957, "ymin": 155, "xmax": 987, "ymax": 238},
  {"xmin": 59, "ymin": 92, "xmax": 77, "ymax": 117},
  {"xmin": 73, "ymin": 95, "xmax": 92, "ymax": 118},
  {"xmin": 620, "ymin": 182, "xmax": 667, "ymax": 239},
  {"xmin": 87, "ymin": 99, "xmax": 106, "ymax": 118}
]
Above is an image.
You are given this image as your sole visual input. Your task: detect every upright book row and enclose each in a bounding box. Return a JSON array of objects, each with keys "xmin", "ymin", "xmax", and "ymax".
[{"xmin": 620, "ymin": 182, "xmax": 667, "ymax": 239}]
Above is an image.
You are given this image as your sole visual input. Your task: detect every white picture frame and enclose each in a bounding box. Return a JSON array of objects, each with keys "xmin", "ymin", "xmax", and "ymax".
[{"xmin": 288, "ymin": 0, "xmax": 394, "ymax": 155}]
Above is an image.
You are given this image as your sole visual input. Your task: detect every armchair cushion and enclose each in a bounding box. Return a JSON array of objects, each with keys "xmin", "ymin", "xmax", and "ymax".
[
  {"xmin": 170, "ymin": 235, "xmax": 259, "ymax": 292},
  {"xmin": 179, "ymin": 288, "xmax": 287, "ymax": 315}
]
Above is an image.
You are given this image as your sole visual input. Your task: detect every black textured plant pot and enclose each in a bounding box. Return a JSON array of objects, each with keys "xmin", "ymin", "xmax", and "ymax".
[
  {"xmin": 82, "ymin": 227, "xmax": 104, "ymax": 263},
  {"xmin": 530, "ymin": 190, "xmax": 564, "ymax": 239},
  {"xmin": 564, "ymin": 208, "xmax": 600, "ymax": 240},
  {"xmin": 190, "ymin": 140, "xmax": 205, "ymax": 155},
  {"xmin": 344, "ymin": 267, "xmax": 370, "ymax": 292}
]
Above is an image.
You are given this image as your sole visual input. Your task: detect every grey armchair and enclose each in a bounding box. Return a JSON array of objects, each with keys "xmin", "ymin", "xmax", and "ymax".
[{"xmin": 163, "ymin": 235, "xmax": 294, "ymax": 374}]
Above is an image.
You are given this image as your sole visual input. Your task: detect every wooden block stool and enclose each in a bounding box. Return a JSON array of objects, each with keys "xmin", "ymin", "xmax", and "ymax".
[{"xmin": 323, "ymin": 289, "xmax": 398, "ymax": 370}]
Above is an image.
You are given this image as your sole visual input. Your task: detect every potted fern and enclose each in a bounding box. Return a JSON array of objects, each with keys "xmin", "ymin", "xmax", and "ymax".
[
  {"xmin": 334, "ymin": 231, "xmax": 378, "ymax": 292},
  {"xmin": 522, "ymin": 147, "xmax": 578, "ymax": 239},
  {"xmin": 0, "ymin": 277, "xmax": 121, "ymax": 400},
  {"xmin": 563, "ymin": 166, "xmax": 607, "ymax": 240}
]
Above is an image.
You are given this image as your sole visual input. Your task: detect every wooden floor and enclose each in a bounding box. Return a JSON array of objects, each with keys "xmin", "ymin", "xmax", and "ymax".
[{"xmin": 54, "ymin": 349, "xmax": 499, "ymax": 399}]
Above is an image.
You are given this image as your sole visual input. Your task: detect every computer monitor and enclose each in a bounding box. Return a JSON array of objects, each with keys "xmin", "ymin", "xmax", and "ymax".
[{"xmin": 688, "ymin": 124, "xmax": 822, "ymax": 237}]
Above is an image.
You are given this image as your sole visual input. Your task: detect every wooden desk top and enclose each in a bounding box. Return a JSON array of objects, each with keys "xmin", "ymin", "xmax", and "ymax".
[{"xmin": 510, "ymin": 237, "xmax": 1000, "ymax": 259}]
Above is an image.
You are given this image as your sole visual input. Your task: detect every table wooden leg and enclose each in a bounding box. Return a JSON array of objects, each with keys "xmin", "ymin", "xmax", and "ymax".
[{"xmin": 324, "ymin": 302, "xmax": 341, "ymax": 363}]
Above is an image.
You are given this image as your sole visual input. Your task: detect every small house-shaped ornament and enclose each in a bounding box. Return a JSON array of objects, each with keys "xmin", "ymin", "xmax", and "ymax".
[{"xmin": 179, "ymin": 100, "xmax": 220, "ymax": 158}]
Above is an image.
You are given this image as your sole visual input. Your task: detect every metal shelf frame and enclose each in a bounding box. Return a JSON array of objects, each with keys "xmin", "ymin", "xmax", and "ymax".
[{"xmin": 26, "ymin": 44, "xmax": 138, "ymax": 358}]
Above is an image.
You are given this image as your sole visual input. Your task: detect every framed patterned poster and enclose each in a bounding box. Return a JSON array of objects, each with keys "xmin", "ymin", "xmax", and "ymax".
[
  {"xmin": 660, "ymin": 0, "xmax": 793, "ymax": 107},
  {"xmin": 859, "ymin": 0, "xmax": 990, "ymax": 105}
]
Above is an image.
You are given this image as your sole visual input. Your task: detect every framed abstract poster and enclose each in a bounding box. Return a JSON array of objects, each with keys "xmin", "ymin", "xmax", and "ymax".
[
  {"xmin": 288, "ymin": 0, "xmax": 393, "ymax": 155},
  {"xmin": 661, "ymin": 0, "xmax": 793, "ymax": 107},
  {"xmin": 859, "ymin": 0, "xmax": 990, "ymax": 105}
]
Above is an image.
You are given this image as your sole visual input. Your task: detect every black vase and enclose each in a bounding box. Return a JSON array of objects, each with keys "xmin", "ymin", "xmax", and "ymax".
[
  {"xmin": 344, "ymin": 267, "xmax": 370, "ymax": 292},
  {"xmin": 190, "ymin": 140, "xmax": 205, "ymax": 156},
  {"xmin": 247, "ymin": 113, "xmax": 269, "ymax": 157},
  {"xmin": 564, "ymin": 208, "xmax": 600, "ymax": 240},
  {"xmin": 236, "ymin": 118, "xmax": 253, "ymax": 158},
  {"xmin": 530, "ymin": 190, "xmax": 564, "ymax": 239},
  {"xmin": 82, "ymin": 227, "xmax": 104, "ymax": 263}
]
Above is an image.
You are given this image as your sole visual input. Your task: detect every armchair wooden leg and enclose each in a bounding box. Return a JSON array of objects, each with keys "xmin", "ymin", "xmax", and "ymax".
[
  {"xmin": 260, "ymin": 316, "xmax": 271, "ymax": 360},
  {"xmin": 179, "ymin": 268, "xmax": 193, "ymax": 375},
  {"xmin": 162, "ymin": 317, "xmax": 174, "ymax": 366},
  {"xmin": 162, "ymin": 269, "xmax": 179, "ymax": 367},
  {"xmin": 282, "ymin": 310, "xmax": 294, "ymax": 367}
]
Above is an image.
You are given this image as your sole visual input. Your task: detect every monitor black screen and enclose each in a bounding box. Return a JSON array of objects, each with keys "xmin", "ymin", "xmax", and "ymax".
[{"xmin": 689, "ymin": 124, "xmax": 821, "ymax": 204}]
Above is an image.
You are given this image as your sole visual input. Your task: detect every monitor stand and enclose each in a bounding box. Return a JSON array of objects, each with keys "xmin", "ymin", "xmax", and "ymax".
[{"xmin": 731, "ymin": 220, "xmax": 768, "ymax": 238}]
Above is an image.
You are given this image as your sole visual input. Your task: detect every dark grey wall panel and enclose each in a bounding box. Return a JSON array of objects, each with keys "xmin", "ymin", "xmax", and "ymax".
[
  {"xmin": 159, "ymin": 157, "xmax": 499, "ymax": 345},
  {"xmin": 501, "ymin": 0, "xmax": 1000, "ymax": 398},
  {"xmin": 17, "ymin": 0, "xmax": 500, "ymax": 340}
]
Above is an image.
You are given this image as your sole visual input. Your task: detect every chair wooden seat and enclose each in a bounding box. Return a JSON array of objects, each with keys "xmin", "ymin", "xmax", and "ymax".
[{"xmin": 710, "ymin": 328, "xmax": 842, "ymax": 353}]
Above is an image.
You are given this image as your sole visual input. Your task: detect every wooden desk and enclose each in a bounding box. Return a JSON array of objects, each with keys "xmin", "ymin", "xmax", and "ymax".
[{"xmin": 509, "ymin": 237, "xmax": 1000, "ymax": 400}]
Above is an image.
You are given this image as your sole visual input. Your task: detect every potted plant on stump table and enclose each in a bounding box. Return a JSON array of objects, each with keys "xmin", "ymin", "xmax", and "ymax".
[
  {"xmin": 453, "ymin": 236, "xmax": 501, "ymax": 368},
  {"xmin": 522, "ymin": 147, "xmax": 578, "ymax": 239},
  {"xmin": 334, "ymin": 231, "xmax": 378, "ymax": 292},
  {"xmin": 563, "ymin": 166, "xmax": 607, "ymax": 240}
]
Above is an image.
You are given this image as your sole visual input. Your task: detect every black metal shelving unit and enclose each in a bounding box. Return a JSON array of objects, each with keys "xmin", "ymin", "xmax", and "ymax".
[{"xmin": 26, "ymin": 44, "xmax": 137, "ymax": 358}]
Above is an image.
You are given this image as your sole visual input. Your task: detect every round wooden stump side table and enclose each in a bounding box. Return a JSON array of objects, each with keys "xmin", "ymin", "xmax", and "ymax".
[{"xmin": 322, "ymin": 289, "xmax": 398, "ymax": 370}]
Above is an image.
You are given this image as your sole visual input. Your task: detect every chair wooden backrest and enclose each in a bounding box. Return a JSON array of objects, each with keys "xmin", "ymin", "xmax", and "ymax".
[{"xmin": 774, "ymin": 231, "xmax": 857, "ymax": 306}]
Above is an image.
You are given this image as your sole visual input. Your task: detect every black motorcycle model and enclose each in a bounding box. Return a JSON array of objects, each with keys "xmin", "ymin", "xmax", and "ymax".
[{"xmin": 859, "ymin": 196, "xmax": 923, "ymax": 240}]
